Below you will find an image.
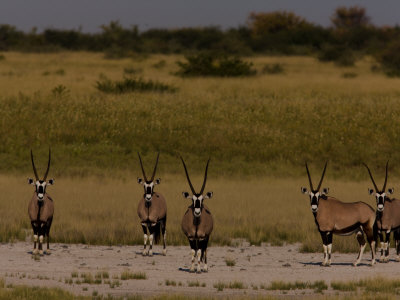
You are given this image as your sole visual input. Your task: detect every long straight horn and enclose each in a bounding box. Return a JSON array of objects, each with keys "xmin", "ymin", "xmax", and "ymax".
[
  {"xmin": 305, "ymin": 162, "xmax": 314, "ymax": 192},
  {"xmin": 383, "ymin": 160, "xmax": 389, "ymax": 191},
  {"xmin": 137, "ymin": 152, "xmax": 148, "ymax": 181},
  {"xmin": 199, "ymin": 158, "xmax": 210, "ymax": 195},
  {"xmin": 43, "ymin": 148, "xmax": 51, "ymax": 181},
  {"xmin": 31, "ymin": 150, "xmax": 39, "ymax": 181},
  {"xmin": 180, "ymin": 156, "xmax": 196, "ymax": 194},
  {"xmin": 363, "ymin": 163, "xmax": 379, "ymax": 192},
  {"xmin": 316, "ymin": 161, "xmax": 328, "ymax": 191},
  {"xmin": 150, "ymin": 152, "xmax": 160, "ymax": 181}
]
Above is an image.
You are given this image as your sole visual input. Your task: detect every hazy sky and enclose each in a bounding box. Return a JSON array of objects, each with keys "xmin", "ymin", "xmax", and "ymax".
[{"xmin": 1, "ymin": 0, "xmax": 400, "ymax": 32}]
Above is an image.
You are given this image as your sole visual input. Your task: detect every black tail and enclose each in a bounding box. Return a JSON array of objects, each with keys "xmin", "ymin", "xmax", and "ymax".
[{"xmin": 153, "ymin": 222, "xmax": 161, "ymax": 244}]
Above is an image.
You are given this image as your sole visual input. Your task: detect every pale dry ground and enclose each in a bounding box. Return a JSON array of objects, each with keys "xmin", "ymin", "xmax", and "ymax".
[{"xmin": 0, "ymin": 242, "xmax": 397, "ymax": 298}]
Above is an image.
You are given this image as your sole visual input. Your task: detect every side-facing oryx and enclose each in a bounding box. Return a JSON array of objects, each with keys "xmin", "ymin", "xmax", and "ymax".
[
  {"xmin": 137, "ymin": 152, "xmax": 167, "ymax": 256},
  {"xmin": 180, "ymin": 157, "xmax": 213, "ymax": 273},
  {"xmin": 28, "ymin": 149, "xmax": 54, "ymax": 255},
  {"xmin": 364, "ymin": 162, "xmax": 400, "ymax": 262},
  {"xmin": 301, "ymin": 162, "xmax": 376, "ymax": 266}
]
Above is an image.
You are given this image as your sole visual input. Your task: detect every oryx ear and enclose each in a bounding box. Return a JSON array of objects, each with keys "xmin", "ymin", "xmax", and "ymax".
[
  {"xmin": 155, "ymin": 178, "xmax": 161, "ymax": 185},
  {"xmin": 322, "ymin": 188, "xmax": 329, "ymax": 195},
  {"xmin": 205, "ymin": 191, "xmax": 213, "ymax": 199},
  {"xmin": 48, "ymin": 178, "xmax": 54, "ymax": 185},
  {"xmin": 182, "ymin": 192, "xmax": 190, "ymax": 199},
  {"xmin": 388, "ymin": 188, "xmax": 394, "ymax": 194},
  {"xmin": 368, "ymin": 188, "xmax": 374, "ymax": 195},
  {"xmin": 137, "ymin": 178, "xmax": 143, "ymax": 184},
  {"xmin": 301, "ymin": 187, "xmax": 308, "ymax": 194},
  {"xmin": 28, "ymin": 178, "xmax": 35, "ymax": 185}
]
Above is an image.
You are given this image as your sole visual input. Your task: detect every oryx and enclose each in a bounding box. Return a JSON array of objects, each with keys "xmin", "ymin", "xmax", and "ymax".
[
  {"xmin": 364, "ymin": 161, "xmax": 400, "ymax": 262},
  {"xmin": 301, "ymin": 162, "xmax": 376, "ymax": 266},
  {"xmin": 180, "ymin": 157, "xmax": 213, "ymax": 273},
  {"xmin": 137, "ymin": 152, "xmax": 167, "ymax": 256},
  {"xmin": 28, "ymin": 149, "xmax": 54, "ymax": 255}
]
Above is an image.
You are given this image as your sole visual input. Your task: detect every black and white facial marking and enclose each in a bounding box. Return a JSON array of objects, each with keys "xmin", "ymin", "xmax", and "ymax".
[
  {"xmin": 138, "ymin": 178, "xmax": 160, "ymax": 202},
  {"xmin": 302, "ymin": 162, "xmax": 328, "ymax": 213},
  {"xmin": 368, "ymin": 188, "xmax": 394, "ymax": 212},
  {"xmin": 364, "ymin": 162, "xmax": 391, "ymax": 212},
  {"xmin": 183, "ymin": 192, "xmax": 213, "ymax": 217},
  {"xmin": 301, "ymin": 187, "xmax": 329, "ymax": 212},
  {"xmin": 28, "ymin": 178, "xmax": 54, "ymax": 201}
]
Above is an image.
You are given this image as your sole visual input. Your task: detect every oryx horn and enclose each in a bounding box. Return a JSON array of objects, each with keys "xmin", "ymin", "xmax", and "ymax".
[
  {"xmin": 150, "ymin": 152, "xmax": 160, "ymax": 182},
  {"xmin": 43, "ymin": 148, "xmax": 51, "ymax": 181},
  {"xmin": 30, "ymin": 150, "xmax": 39, "ymax": 181},
  {"xmin": 180, "ymin": 156, "xmax": 196, "ymax": 195},
  {"xmin": 199, "ymin": 158, "xmax": 210, "ymax": 195},
  {"xmin": 138, "ymin": 152, "xmax": 148, "ymax": 181},
  {"xmin": 305, "ymin": 162, "xmax": 314, "ymax": 192},
  {"xmin": 383, "ymin": 160, "xmax": 389, "ymax": 191},
  {"xmin": 363, "ymin": 162, "xmax": 379, "ymax": 192},
  {"xmin": 316, "ymin": 161, "xmax": 328, "ymax": 191}
]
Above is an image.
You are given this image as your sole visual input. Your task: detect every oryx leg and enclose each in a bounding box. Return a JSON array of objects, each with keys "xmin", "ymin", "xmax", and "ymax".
[
  {"xmin": 189, "ymin": 239, "xmax": 197, "ymax": 273},
  {"xmin": 141, "ymin": 224, "xmax": 148, "ymax": 256},
  {"xmin": 394, "ymin": 230, "xmax": 400, "ymax": 262},
  {"xmin": 161, "ymin": 218, "xmax": 167, "ymax": 256},
  {"xmin": 45, "ymin": 218, "xmax": 52, "ymax": 254},
  {"xmin": 378, "ymin": 231, "xmax": 385, "ymax": 261},
  {"xmin": 365, "ymin": 225, "xmax": 376, "ymax": 265},
  {"xmin": 383, "ymin": 231, "xmax": 391, "ymax": 262},
  {"xmin": 148, "ymin": 223, "xmax": 157, "ymax": 257},
  {"xmin": 320, "ymin": 231, "xmax": 331, "ymax": 266},
  {"xmin": 354, "ymin": 230, "xmax": 366, "ymax": 266},
  {"xmin": 31, "ymin": 222, "xmax": 39, "ymax": 255},
  {"xmin": 38, "ymin": 222, "xmax": 45, "ymax": 256},
  {"xmin": 200, "ymin": 237, "xmax": 209, "ymax": 272}
]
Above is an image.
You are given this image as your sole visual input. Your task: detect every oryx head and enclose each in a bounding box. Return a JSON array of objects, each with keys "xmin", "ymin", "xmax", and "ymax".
[
  {"xmin": 137, "ymin": 152, "xmax": 160, "ymax": 202},
  {"xmin": 363, "ymin": 161, "xmax": 393, "ymax": 212},
  {"xmin": 181, "ymin": 157, "xmax": 213, "ymax": 218},
  {"xmin": 28, "ymin": 149, "xmax": 54, "ymax": 202},
  {"xmin": 301, "ymin": 162, "xmax": 328, "ymax": 213}
]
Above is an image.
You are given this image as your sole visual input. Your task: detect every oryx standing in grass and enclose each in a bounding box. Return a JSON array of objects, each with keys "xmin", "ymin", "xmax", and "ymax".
[
  {"xmin": 364, "ymin": 162, "xmax": 400, "ymax": 262},
  {"xmin": 137, "ymin": 152, "xmax": 167, "ymax": 256},
  {"xmin": 28, "ymin": 149, "xmax": 54, "ymax": 255},
  {"xmin": 301, "ymin": 162, "xmax": 376, "ymax": 266},
  {"xmin": 181, "ymin": 157, "xmax": 213, "ymax": 273}
]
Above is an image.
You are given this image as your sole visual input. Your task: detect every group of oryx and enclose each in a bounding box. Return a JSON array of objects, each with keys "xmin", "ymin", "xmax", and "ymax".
[
  {"xmin": 28, "ymin": 150, "xmax": 212, "ymax": 273},
  {"xmin": 301, "ymin": 161, "xmax": 400, "ymax": 267}
]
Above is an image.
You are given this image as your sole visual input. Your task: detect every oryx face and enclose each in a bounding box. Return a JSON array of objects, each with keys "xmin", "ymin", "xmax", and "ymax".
[
  {"xmin": 183, "ymin": 192, "xmax": 213, "ymax": 217},
  {"xmin": 138, "ymin": 178, "xmax": 160, "ymax": 202},
  {"xmin": 369, "ymin": 188, "xmax": 393, "ymax": 212},
  {"xmin": 301, "ymin": 187, "xmax": 329, "ymax": 212},
  {"xmin": 28, "ymin": 178, "xmax": 54, "ymax": 201}
]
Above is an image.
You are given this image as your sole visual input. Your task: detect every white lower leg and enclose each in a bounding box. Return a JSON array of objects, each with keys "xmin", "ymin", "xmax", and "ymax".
[
  {"xmin": 143, "ymin": 234, "xmax": 148, "ymax": 255},
  {"xmin": 149, "ymin": 234, "xmax": 154, "ymax": 256},
  {"xmin": 39, "ymin": 235, "xmax": 44, "ymax": 255},
  {"xmin": 196, "ymin": 250, "xmax": 202, "ymax": 273},
  {"xmin": 327, "ymin": 244, "xmax": 332, "ymax": 265},
  {"xmin": 190, "ymin": 249, "xmax": 195, "ymax": 272},
  {"xmin": 371, "ymin": 241, "xmax": 376, "ymax": 265},
  {"xmin": 322, "ymin": 245, "xmax": 328, "ymax": 266},
  {"xmin": 383, "ymin": 242, "xmax": 389, "ymax": 261},
  {"xmin": 354, "ymin": 244, "xmax": 366, "ymax": 266},
  {"xmin": 162, "ymin": 231, "xmax": 167, "ymax": 256}
]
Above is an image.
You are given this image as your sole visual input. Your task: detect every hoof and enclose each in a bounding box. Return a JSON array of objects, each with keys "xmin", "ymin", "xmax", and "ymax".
[
  {"xmin": 353, "ymin": 261, "xmax": 360, "ymax": 267},
  {"xmin": 189, "ymin": 265, "xmax": 195, "ymax": 273},
  {"xmin": 370, "ymin": 260, "xmax": 376, "ymax": 266},
  {"xmin": 142, "ymin": 250, "xmax": 148, "ymax": 256},
  {"xmin": 162, "ymin": 249, "xmax": 167, "ymax": 256},
  {"xmin": 202, "ymin": 264, "xmax": 208, "ymax": 272},
  {"xmin": 45, "ymin": 249, "xmax": 51, "ymax": 255},
  {"xmin": 33, "ymin": 249, "xmax": 39, "ymax": 255},
  {"xmin": 148, "ymin": 250, "xmax": 153, "ymax": 257},
  {"xmin": 396, "ymin": 256, "xmax": 400, "ymax": 262},
  {"xmin": 39, "ymin": 250, "xmax": 44, "ymax": 256},
  {"xmin": 196, "ymin": 265, "xmax": 201, "ymax": 273}
]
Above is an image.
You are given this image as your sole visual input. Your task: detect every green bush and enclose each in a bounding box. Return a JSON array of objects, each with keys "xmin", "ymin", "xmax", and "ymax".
[
  {"xmin": 262, "ymin": 63, "xmax": 284, "ymax": 74},
  {"xmin": 176, "ymin": 53, "xmax": 256, "ymax": 77},
  {"xmin": 96, "ymin": 77, "xmax": 177, "ymax": 94},
  {"xmin": 376, "ymin": 40, "xmax": 400, "ymax": 77},
  {"xmin": 318, "ymin": 44, "xmax": 356, "ymax": 66}
]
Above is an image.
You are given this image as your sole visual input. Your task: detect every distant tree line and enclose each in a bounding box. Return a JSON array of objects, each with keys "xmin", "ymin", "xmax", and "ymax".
[{"xmin": 1, "ymin": 6, "xmax": 400, "ymax": 67}]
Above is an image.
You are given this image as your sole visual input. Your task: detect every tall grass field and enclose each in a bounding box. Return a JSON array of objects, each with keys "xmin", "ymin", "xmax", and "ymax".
[{"xmin": 0, "ymin": 52, "xmax": 399, "ymax": 251}]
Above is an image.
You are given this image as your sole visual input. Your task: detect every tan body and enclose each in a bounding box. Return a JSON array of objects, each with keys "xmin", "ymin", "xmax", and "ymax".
[
  {"xmin": 181, "ymin": 204, "xmax": 213, "ymax": 240},
  {"xmin": 315, "ymin": 197, "xmax": 375, "ymax": 234},
  {"xmin": 28, "ymin": 193, "xmax": 54, "ymax": 255},
  {"xmin": 137, "ymin": 192, "xmax": 167, "ymax": 224}
]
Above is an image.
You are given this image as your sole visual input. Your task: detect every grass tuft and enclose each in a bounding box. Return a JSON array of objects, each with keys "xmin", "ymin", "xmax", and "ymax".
[
  {"xmin": 120, "ymin": 271, "xmax": 147, "ymax": 280},
  {"xmin": 96, "ymin": 77, "xmax": 176, "ymax": 94}
]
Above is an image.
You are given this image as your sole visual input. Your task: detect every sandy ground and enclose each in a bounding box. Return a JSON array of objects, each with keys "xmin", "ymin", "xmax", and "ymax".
[{"xmin": 1, "ymin": 242, "xmax": 399, "ymax": 298}]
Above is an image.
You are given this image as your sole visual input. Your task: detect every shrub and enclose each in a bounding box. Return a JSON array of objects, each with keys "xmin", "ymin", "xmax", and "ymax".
[
  {"xmin": 318, "ymin": 44, "xmax": 356, "ymax": 66},
  {"xmin": 376, "ymin": 40, "xmax": 400, "ymax": 77},
  {"xmin": 262, "ymin": 63, "xmax": 284, "ymax": 74},
  {"xmin": 51, "ymin": 84, "xmax": 69, "ymax": 98},
  {"xmin": 176, "ymin": 52, "xmax": 256, "ymax": 77},
  {"xmin": 96, "ymin": 77, "xmax": 177, "ymax": 94},
  {"xmin": 0, "ymin": 54, "xmax": 5, "ymax": 60},
  {"xmin": 123, "ymin": 67, "xmax": 141, "ymax": 75}
]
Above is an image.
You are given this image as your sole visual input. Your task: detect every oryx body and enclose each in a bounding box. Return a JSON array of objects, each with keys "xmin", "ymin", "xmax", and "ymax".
[
  {"xmin": 180, "ymin": 157, "xmax": 213, "ymax": 273},
  {"xmin": 364, "ymin": 162, "xmax": 400, "ymax": 262},
  {"xmin": 302, "ymin": 162, "xmax": 376, "ymax": 266},
  {"xmin": 137, "ymin": 153, "xmax": 167, "ymax": 256},
  {"xmin": 28, "ymin": 149, "xmax": 55, "ymax": 255}
]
